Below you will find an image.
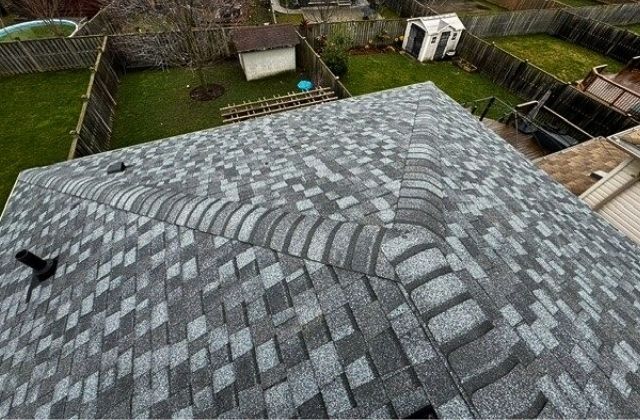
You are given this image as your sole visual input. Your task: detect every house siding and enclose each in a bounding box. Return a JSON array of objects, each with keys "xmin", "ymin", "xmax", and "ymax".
[{"xmin": 581, "ymin": 158, "xmax": 640, "ymax": 244}]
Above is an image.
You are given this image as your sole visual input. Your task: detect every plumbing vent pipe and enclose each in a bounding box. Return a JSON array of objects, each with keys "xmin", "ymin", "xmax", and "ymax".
[
  {"xmin": 15, "ymin": 250, "xmax": 58, "ymax": 302},
  {"xmin": 107, "ymin": 162, "xmax": 127, "ymax": 174}
]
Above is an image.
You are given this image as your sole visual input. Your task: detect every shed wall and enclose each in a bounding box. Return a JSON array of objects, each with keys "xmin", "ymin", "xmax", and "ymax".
[{"xmin": 239, "ymin": 47, "xmax": 296, "ymax": 81}]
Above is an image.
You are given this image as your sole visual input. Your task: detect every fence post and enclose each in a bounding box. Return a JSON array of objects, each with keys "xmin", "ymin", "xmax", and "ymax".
[
  {"xmin": 479, "ymin": 97, "xmax": 496, "ymax": 121},
  {"xmin": 16, "ymin": 40, "xmax": 43, "ymax": 73}
]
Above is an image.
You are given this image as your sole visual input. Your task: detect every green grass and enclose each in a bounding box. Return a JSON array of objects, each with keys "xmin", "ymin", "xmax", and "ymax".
[
  {"xmin": 0, "ymin": 70, "xmax": 88, "ymax": 209},
  {"xmin": 341, "ymin": 52, "xmax": 523, "ymax": 117},
  {"xmin": 111, "ymin": 61, "xmax": 302, "ymax": 149},
  {"xmin": 455, "ymin": 0, "xmax": 507, "ymax": 17},
  {"xmin": 556, "ymin": 0, "xmax": 600, "ymax": 7},
  {"xmin": 378, "ymin": 6, "xmax": 401, "ymax": 19},
  {"xmin": 275, "ymin": 12, "xmax": 304, "ymax": 24},
  {"xmin": 487, "ymin": 34, "xmax": 624, "ymax": 82},
  {"xmin": 246, "ymin": 0, "xmax": 274, "ymax": 25},
  {"xmin": 623, "ymin": 23, "xmax": 640, "ymax": 35},
  {"xmin": 0, "ymin": 22, "xmax": 75, "ymax": 42}
]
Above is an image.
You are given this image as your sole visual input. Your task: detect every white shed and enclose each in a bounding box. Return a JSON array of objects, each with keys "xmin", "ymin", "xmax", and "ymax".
[
  {"xmin": 232, "ymin": 25, "xmax": 300, "ymax": 81},
  {"xmin": 402, "ymin": 14, "xmax": 465, "ymax": 62}
]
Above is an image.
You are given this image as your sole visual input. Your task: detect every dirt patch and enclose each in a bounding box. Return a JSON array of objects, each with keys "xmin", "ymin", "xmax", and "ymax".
[{"xmin": 190, "ymin": 83, "xmax": 225, "ymax": 101}]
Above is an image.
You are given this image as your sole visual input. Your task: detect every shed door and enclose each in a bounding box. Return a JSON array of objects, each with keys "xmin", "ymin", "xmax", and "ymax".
[
  {"xmin": 434, "ymin": 31, "xmax": 451, "ymax": 60},
  {"xmin": 408, "ymin": 24, "xmax": 425, "ymax": 58}
]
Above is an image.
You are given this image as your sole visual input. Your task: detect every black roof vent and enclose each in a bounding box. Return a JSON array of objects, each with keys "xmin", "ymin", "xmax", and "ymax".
[
  {"xmin": 107, "ymin": 162, "xmax": 127, "ymax": 174},
  {"xmin": 15, "ymin": 250, "xmax": 58, "ymax": 303},
  {"xmin": 406, "ymin": 405, "xmax": 438, "ymax": 419}
]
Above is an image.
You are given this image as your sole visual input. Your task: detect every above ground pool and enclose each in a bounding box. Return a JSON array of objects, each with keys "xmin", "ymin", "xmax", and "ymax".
[{"xmin": 0, "ymin": 19, "xmax": 78, "ymax": 42}]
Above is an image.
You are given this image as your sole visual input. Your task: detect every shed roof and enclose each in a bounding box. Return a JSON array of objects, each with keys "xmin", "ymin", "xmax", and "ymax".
[
  {"xmin": 232, "ymin": 24, "xmax": 300, "ymax": 53},
  {"xmin": 534, "ymin": 137, "xmax": 628, "ymax": 195},
  {"xmin": 408, "ymin": 13, "xmax": 465, "ymax": 35},
  {"xmin": 1, "ymin": 83, "xmax": 640, "ymax": 418}
]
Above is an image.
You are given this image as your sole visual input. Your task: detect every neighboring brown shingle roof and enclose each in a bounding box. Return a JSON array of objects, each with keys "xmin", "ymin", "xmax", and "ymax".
[
  {"xmin": 534, "ymin": 137, "xmax": 629, "ymax": 195},
  {"xmin": 232, "ymin": 24, "xmax": 300, "ymax": 53}
]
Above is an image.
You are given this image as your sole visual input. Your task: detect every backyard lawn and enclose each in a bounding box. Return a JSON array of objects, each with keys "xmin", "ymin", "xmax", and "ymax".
[
  {"xmin": 0, "ymin": 70, "xmax": 87, "ymax": 209},
  {"xmin": 341, "ymin": 52, "xmax": 523, "ymax": 116},
  {"xmin": 111, "ymin": 61, "xmax": 302, "ymax": 149},
  {"xmin": 488, "ymin": 34, "xmax": 624, "ymax": 82}
]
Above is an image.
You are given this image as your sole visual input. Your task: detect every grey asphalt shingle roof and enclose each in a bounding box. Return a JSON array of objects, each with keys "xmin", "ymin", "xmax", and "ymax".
[{"xmin": 1, "ymin": 82, "xmax": 640, "ymax": 418}]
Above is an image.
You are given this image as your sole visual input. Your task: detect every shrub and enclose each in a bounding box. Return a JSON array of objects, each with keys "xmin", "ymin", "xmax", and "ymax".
[{"xmin": 321, "ymin": 32, "xmax": 352, "ymax": 77}]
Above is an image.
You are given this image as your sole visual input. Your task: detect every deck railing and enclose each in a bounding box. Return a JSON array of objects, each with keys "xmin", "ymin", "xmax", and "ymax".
[{"xmin": 579, "ymin": 65, "xmax": 640, "ymax": 114}]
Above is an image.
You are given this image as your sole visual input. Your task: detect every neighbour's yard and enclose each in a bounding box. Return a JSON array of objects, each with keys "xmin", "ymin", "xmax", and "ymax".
[
  {"xmin": 247, "ymin": 0, "xmax": 274, "ymax": 25},
  {"xmin": 0, "ymin": 70, "xmax": 88, "ymax": 208},
  {"xmin": 557, "ymin": 0, "xmax": 600, "ymax": 6},
  {"xmin": 275, "ymin": 12, "xmax": 304, "ymax": 24},
  {"xmin": 377, "ymin": 6, "xmax": 401, "ymax": 19},
  {"xmin": 487, "ymin": 34, "xmax": 624, "ymax": 82},
  {"xmin": 457, "ymin": 0, "xmax": 506, "ymax": 16},
  {"xmin": 111, "ymin": 61, "xmax": 302, "ymax": 149},
  {"xmin": 623, "ymin": 23, "xmax": 640, "ymax": 35},
  {"xmin": 341, "ymin": 52, "xmax": 523, "ymax": 117},
  {"xmin": 0, "ymin": 24, "xmax": 75, "ymax": 42}
]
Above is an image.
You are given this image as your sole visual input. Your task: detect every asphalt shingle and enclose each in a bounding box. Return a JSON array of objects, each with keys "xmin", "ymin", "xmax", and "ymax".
[{"xmin": 1, "ymin": 83, "xmax": 640, "ymax": 418}]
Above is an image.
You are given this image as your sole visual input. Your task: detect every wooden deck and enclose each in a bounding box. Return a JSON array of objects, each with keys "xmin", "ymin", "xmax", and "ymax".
[{"xmin": 483, "ymin": 119, "xmax": 550, "ymax": 161}]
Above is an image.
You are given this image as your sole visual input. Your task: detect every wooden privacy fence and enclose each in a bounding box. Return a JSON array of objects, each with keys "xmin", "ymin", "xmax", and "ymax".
[
  {"xmin": 457, "ymin": 32, "xmax": 638, "ymax": 136},
  {"xmin": 69, "ymin": 37, "xmax": 120, "ymax": 159},
  {"xmin": 551, "ymin": 10, "xmax": 640, "ymax": 63},
  {"xmin": 569, "ymin": 3, "xmax": 640, "ymax": 24},
  {"xmin": 457, "ymin": 32, "xmax": 564, "ymax": 99},
  {"xmin": 460, "ymin": 8, "xmax": 557, "ymax": 37},
  {"xmin": 484, "ymin": 0, "xmax": 564, "ymax": 11},
  {"xmin": 107, "ymin": 28, "xmax": 232, "ymax": 69},
  {"xmin": 0, "ymin": 36, "xmax": 103, "ymax": 76},
  {"xmin": 579, "ymin": 65, "xmax": 640, "ymax": 113},
  {"xmin": 74, "ymin": 3, "xmax": 119, "ymax": 36},
  {"xmin": 297, "ymin": 35, "xmax": 351, "ymax": 99},
  {"xmin": 302, "ymin": 19, "xmax": 406, "ymax": 49}
]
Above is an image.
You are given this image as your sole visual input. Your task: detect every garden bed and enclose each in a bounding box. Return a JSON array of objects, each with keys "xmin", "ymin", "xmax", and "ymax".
[
  {"xmin": 487, "ymin": 34, "xmax": 624, "ymax": 83},
  {"xmin": 110, "ymin": 61, "xmax": 302, "ymax": 149},
  {"xmin": 341, "ymin": 52, "xmax": 523, "ymax": 118},
  {"xmin": 0, "ymin": 70, "xmax": 88, "ymax": 209}
]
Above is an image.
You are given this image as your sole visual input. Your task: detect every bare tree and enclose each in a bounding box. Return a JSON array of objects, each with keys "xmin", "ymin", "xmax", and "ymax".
[
  {"xmin": 0, "ymin": 1, "xmax": 7, "ymax": 28},
  {"xmin": 304, "ymin": 0, "xmax": 339, "ymax": 23},
  {"xmin": 14, "ymin": 0, "xmax": 64, "ymax": 24},
  {"xmin": 110, "ymin": 0, "xmax": 232, "ymax": 99}
]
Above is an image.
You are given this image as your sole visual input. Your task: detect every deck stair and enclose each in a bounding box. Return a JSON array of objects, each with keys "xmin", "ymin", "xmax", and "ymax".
[{"xmin": 221, "ymin": 87, "xmax": 338, "ymax": 124}]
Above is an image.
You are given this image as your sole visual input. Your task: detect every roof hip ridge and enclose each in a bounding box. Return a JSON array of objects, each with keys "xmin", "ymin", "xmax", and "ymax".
[{"xmin": 19, "ymin": 169, "xmax": 412, "ymax": 281}]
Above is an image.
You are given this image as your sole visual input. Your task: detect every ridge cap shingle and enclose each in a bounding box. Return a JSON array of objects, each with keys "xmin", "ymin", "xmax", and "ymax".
[{"xmin": 19, "ymin": 170, "xmax": 411, "ymax": 281}]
